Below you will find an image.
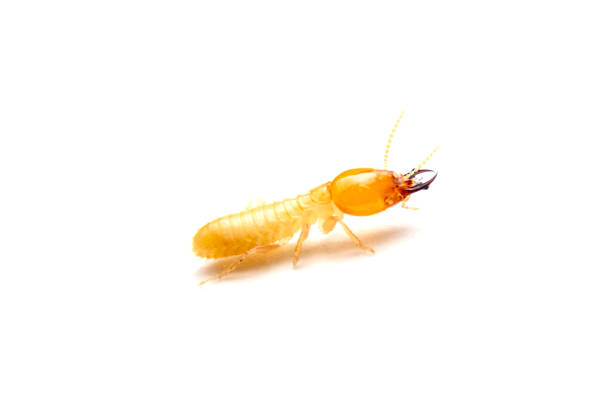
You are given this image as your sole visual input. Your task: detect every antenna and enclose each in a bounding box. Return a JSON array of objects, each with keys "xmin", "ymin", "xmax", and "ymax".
[
  {"xmin": 383, "ymin": 110, "xmax": 406, "ymax": 169},
  {"xmin": 405, "ymin": 146, "xmax": 440, "ymax": 180}
]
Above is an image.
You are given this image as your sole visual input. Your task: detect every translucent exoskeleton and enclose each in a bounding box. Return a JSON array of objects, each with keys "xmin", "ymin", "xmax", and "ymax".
[{"xmin": 194, "ymin": 111, "xmax": 439, "ymax": 284}]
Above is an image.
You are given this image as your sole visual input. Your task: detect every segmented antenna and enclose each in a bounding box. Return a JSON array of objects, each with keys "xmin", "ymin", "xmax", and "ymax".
[
  {"xmin": 405, "ymin": 146, "xmax": 440, "ymax": 180},
  {"xmin": 383, "ymin": 110, "xmax": 406, "ymax": 169}
]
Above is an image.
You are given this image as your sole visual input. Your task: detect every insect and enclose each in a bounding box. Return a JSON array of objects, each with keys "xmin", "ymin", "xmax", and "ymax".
[{"xmin": 194, "ymin": 111, "xmax": 439, "ymax": 284}]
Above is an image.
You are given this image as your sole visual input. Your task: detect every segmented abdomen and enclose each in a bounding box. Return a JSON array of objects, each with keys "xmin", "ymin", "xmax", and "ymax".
[{"xmin": 193, "ymin": 183, "xmax": 332, "ymax": 259}]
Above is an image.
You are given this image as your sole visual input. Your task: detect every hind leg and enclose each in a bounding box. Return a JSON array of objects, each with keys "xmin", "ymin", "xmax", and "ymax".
[{"xmin": 200, "ymin": 244, "xmax": 280, "ymax": 285}]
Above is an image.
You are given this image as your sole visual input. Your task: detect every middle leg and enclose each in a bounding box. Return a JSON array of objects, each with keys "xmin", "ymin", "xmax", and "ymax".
[{"xmin": 293, "ymin": 223, "xmax": 311, "ymax": 267}]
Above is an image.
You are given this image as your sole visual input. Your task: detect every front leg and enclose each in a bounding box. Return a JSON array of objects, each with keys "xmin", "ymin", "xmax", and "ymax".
[{"xmin": 321, "ymin": 215, "xmax": 375, "ymax": 254}]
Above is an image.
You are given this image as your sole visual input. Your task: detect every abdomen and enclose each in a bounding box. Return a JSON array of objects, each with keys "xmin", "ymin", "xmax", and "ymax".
[{"xmin": 193, "ymin": 184, "xmax": 332, "ymax": 259}]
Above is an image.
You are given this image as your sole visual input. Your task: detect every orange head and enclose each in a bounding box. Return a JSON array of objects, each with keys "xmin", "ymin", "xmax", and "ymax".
[
  {"xmin": 331, "ymin": 111, "xmax": 439, "ymax": 216},
  {"xmin": 330, "ymin": 168, "xmax": 437, "ymax": 216}
]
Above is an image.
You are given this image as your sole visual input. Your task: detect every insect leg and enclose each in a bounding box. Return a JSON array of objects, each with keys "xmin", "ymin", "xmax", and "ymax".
[
  {"xmin": 318, "ymin": 216, "xmax": 338, "ymax": 234},
  {"xmin": 401, "ymin": 203, "xmax": 419, "ymax": 210},
  {"xmin": 292, "ymin": 223, "xmax": 311, "ymax": 267},
  {"xmin": 334, "ymin": 217, "xmax": 375, "ymax": 254},
  {"xmin": 199, "ymin": 244, "xmax": 280, "ymax": 285},
  {"xmin": 401, "ymin": 196, "xmax": 419, "ymax": 210}
]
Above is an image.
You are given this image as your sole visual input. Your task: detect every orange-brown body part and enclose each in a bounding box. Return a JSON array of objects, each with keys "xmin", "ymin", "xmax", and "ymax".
[
  {"xmin": 330, "ymin": 168, "xmax": 413, "ymax": 216},
  {"xmin": 193, "ymin": 169, "xmax": 412, "ymax": 259}
]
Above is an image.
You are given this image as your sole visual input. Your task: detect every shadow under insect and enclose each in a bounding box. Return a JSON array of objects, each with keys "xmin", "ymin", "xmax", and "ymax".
[{"xmin": 195, "ymin": 225, "xmax": 416, "ymax": 283}]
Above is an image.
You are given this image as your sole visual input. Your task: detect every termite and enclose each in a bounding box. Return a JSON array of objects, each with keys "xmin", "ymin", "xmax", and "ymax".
[{"xmin": 194, "ymin": 111, "xmax": 439, "ymax": 284}]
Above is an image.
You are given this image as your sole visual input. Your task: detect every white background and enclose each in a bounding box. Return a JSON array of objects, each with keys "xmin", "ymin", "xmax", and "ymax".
[{"xmin": 1, "ymin": 1, "xmax": 611, "ymax": 407}]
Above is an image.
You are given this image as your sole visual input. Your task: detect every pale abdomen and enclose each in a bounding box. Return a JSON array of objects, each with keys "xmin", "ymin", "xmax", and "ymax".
[{"xmin": 193, "ymin": 184, "xmax": 333, "ymax": 259}]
